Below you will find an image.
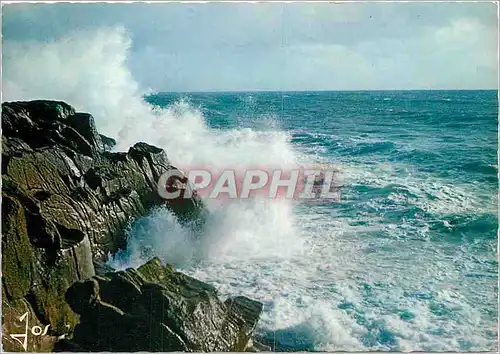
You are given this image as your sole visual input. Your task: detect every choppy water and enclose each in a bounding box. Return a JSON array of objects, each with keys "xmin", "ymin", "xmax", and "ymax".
[{"xmin": 111, "ymin": 90, "xmax": 498, "ymax": 352}]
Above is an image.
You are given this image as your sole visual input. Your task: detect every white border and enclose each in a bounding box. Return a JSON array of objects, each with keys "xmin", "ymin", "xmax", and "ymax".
[{"xmin": 0, "ymin": 1, "xmax": 498, "ymax": 354}]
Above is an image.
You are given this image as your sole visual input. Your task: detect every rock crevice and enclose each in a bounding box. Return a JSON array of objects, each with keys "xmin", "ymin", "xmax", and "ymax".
[{"xmin": 1, "ymin": 100, "xmax": 263, "ymax": 352}]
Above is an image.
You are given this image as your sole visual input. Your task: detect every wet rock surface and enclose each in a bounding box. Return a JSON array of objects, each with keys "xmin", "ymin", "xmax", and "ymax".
[
  {"xmin": 60, "ymin": 258, "xmax": 263, "ymax": 352},
  {"xmin": 2, "ymin": 100, "xmax": 263, "ymax": 352}
]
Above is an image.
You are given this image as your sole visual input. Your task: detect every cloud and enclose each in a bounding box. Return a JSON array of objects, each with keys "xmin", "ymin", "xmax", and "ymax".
[{"xmin": 2, "ymin": 2, "xmax": 498, "ymax": 91}]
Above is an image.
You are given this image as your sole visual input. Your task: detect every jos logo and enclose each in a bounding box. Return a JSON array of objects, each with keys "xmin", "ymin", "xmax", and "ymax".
[{"xmin": 9, "ymin": 312, "xmax": 50, "ymax": 351}]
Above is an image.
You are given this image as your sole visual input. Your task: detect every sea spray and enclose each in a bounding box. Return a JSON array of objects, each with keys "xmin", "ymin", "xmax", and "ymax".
[{"xmin": 3, "ymin": 26, "xmax": 305, "ymax": 268}]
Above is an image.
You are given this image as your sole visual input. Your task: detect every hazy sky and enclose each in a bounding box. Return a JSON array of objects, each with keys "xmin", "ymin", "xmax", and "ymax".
[{"xmin": 2, "ymin": 2, "xmax": 498, "ymax": 91}]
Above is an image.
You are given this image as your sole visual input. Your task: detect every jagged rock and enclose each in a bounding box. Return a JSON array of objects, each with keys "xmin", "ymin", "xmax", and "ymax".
[
  {"xmin": 1, "ymin": 100, "xmax": 209, "ymax": 349},
  {"xmin": 2, "ymin": 100, "xmax": 263, "ymax": 352},
  {"xmin": 1, "ymin": 180, "xmax": 90, "ymax": 336},
  {"xmin": 2, "ymin": 193, "xmax": 34, "ymax": 300},
  {"xmin": 93, "ymin": 260, "xmax": 116, "ymax": 277},
  {"xmin": 224, "ymin": 296, "xmax": 264, "ymax": 351},
  {"xmin": 2, "ymin": 100, "xmax": 206, "ymax": 259},
  {"xmin": 99, "ymin": 134, "xmax": 117, "ymax": 151},
  {"xmin": 63, "ymin": 258, "xmax": 263, "ymax": 352}
]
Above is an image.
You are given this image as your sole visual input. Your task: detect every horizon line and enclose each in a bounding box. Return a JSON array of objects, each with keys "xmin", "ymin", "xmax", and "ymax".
[{"xmin": 147, "ymin": 88, "xmax": 499, "ymax": 94}]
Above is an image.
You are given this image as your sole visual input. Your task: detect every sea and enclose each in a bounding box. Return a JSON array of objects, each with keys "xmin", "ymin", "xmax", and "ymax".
[{"xmin": 109, "ymin": 90, "xmax": 498, "ymax": 352}]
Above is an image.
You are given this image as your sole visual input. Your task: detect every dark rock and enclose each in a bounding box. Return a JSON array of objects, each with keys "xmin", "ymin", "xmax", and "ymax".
[
  {"xmin": 99, "ymin": 133, "xmax": 117, "ymax": 151},
  {"xmin": 2, "ymin": 100, "xmax": 206, "ymax": 259},
  {"xmin": 54, "ymin": 338, "xmax": 86, "ymax": 352},
  {"xmin": 65, "ymin": 278, "xmax": 101, "ymax": 313},
  {"xmin": 1, "ymin": 100, "xmax": 261, "ymax": 352},
  {"xmin": 224, "ymin": 296, "xmax": 264, "ymax": 350},
  {"xmin": 67, "ymin": 112, "xmax": 103, "ymax": 151},
  {"xmin": 1, "ymin": 193, "xmax": 34, "ymax": 300},
  {"xmin": 64, "ymin": 257, "xmax": 263, "ymax": 352},
  {"xmin": 93, "ymin": 260, "xmax": 116, "ymax": 277}
]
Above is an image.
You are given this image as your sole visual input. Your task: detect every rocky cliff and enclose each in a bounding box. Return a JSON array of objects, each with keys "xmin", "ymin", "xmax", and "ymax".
[{"xmin": 1, "ymin": 101, "xmax": 265, "ymax": 352}]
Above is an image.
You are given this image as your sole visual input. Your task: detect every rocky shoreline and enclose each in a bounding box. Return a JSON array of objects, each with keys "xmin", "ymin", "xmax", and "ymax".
[{"xmin": 1, "ymin": 101, "xmax": 266, "ymax": 352}]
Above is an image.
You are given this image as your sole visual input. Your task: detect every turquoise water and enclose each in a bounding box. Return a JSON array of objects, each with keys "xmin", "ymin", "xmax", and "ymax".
[{"xmin": 114, "ymin": 90, "xmax": 498, "ymax": 351}]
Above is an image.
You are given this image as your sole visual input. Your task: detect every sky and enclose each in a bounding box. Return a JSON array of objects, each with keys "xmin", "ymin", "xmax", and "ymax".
[{"xmin": 2, "ymin": 2, "xmax": 499, "ymax": 92}]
